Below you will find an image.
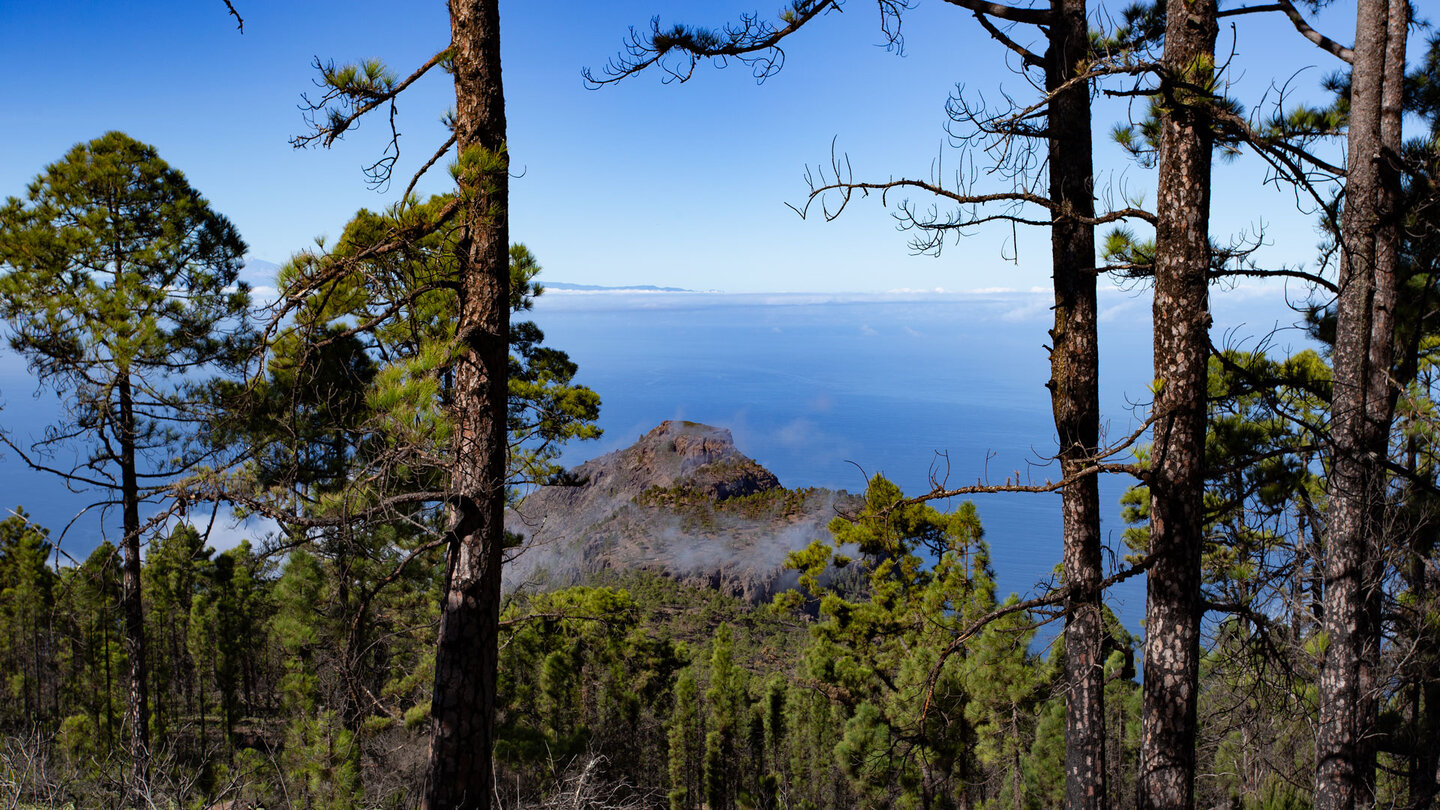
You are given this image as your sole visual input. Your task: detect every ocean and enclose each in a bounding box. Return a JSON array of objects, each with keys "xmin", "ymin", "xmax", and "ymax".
[
  {"xmin": 527, "ymin": 286, "xmax": 1310, "ymax": 637},
  {"xmin": 0, "ymin": 285, "xmax": 1314, "ymax": 638}
]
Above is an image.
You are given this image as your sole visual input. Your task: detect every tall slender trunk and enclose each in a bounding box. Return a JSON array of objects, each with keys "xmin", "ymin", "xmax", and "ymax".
[
  {"xmin": 1360, "ymin": 0, "xmax": 1409, "ymax": 793},
  {"xmin": 119, "ymin": 371, "xmax": 150, "ymax": 789},
  {"xmin": 1012, "ymin": 705, "xmax": 1024, "ymax": 810},
  {"xmin": 1317, "ymin": 3, "xmax": 1406, "ymax": 807},
  {"xmin": 1138, "ymin": 1, "xmax": 1217, "ymax": 807},
  {"xmin": 338, "ymin": 562, "xmax": 362, "ymax": 732},
  {"xmin": 198, "ymin": 663, "xmax": 208, "ymax": 755},
  {"xmin": 27, "ymin": 614, "xmax": 40, "ymax": 723},
  {"xmin": 1293, "ymin": 522, "xmax": 1308, "ymax": 643},
  {"xmin": 422, "ymin": 1, "xmax": 510, "ymax": 808},
  {"xmin": 103, "ymin": 604, "xmax": 114, "ymax": 744},
  {"xmin": 1405, "ymin": 540, "xmax": 1440, "ymax": 809},
  {"xmin": 1414, "ymin": 680, "xmax": 1440, "ymax": 810},
  {"xmin": 180, "ymin": 627, "xmax": 192, "ymax": 733},
  {"xmin": 1046, "ymin": 2, "xmax": 1106, "ymax": 807}
]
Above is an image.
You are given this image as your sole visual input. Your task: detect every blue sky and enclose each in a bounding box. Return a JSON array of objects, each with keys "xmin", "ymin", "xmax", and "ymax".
[{"xmin": 0, "ymin": 0, "xmax": 1384, "ymax": 295}]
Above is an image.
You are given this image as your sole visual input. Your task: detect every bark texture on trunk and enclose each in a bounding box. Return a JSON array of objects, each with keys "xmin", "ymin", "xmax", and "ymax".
[
  {"xmin": 1045, "ymin": 1, "xmax": 1105, "ymax": 807},
  {"xmin": 1316, "ymin": 2, "xmax": 1407, "ymax": 808},
  {"xmin": 119, "ymin": 372, "xmax": 150, "ymax": 793},
  {"xmin": 423, "ymin": 1, "xmax": 510, "ymax": 808},
  {"xmin": 1138, "ymin": 1, "xmax": 1217, "ymax": 807}
]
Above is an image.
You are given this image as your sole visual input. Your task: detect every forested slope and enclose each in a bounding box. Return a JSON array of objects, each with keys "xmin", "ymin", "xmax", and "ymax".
[{"xmin": 0, "ymin": 414, "xmax": 1379, "ymax": 809}]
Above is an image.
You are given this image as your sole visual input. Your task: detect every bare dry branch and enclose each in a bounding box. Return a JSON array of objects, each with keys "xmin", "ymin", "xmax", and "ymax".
[
  {"xmin": 938, "ymin": 0, "xmax": 1048, "ymax": 26},
  {"xmin": 402, "ymin": 134, "xmax": 458, "ymax": 206},
  {"xmin": 1270, "ymin": 0, "xmax": 1355, "ymax": 63},
  {"xmin": 220, "ymin": 0, "xmax": 243, "ymax": 33}
]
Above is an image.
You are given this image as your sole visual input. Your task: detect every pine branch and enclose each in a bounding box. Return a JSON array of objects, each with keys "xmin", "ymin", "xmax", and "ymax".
[
  {"xmin": 584, "ymin": 1, "xmax": 865, "ymax": 86},
  {"xmin": 971, "ymin": 10, "xmax": 1043, "ymax": 68}
]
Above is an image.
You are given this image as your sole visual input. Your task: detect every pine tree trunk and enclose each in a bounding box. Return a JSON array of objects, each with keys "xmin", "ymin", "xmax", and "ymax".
[
  {"xmin": 198, "ymin": 664, "xmax": 208, "ymax": 755},
  {"xmin": 1317, "ymin": 2, "xmax": 1406, "ymax": 807},
  {"xmin": 1404, "ymin": 544, "xmax": 1440, "ymax": 809},
  {"xmin": 103, "ymin": 605, "xmax": 114, "ymax": 744},
  {"xmin": 1012, "ymin": 705, "xmax": 1024, "ymax": 810},
  {"xmin": 119, "ymin": 372, "xmax": 151, "ymax": 793},
  {"xmin": 342, "ymin": 596, "xmax": 371, "ymax": 733},
  {"xmin": 1046, "ymin": 2, "xmax": 1106, "ymax": 808},
  {"xmin": 1138, "ymin": 1, "xmax": 1217, "ymax": 807},
  {"xmin": 1415, "ymin": 678, "xmax": 1440, "ymax": 809},
  {"xmin": 422, "ymin": 1, "xmax": 510, "ymax": 808},
  {"xmin": 1361, "ymin": 1, "xmax": 1407, "ymax": 794}
]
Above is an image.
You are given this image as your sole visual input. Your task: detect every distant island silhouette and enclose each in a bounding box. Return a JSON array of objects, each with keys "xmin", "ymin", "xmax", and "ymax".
[{"xmin": 543, "ymin": 281, "xmax": 700, "ymax": 293}]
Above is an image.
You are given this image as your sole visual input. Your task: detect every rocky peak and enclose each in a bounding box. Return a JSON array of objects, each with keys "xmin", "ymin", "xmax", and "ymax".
[
  {"xmin": 567, "ymin": 421, "xmax": 780, "ymax": 505},
  {"xmin": 505, "ymin": 422, "xmax": 853, "ymax": 604}
]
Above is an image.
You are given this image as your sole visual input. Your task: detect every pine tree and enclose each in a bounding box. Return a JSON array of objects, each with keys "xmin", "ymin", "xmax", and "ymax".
[
  {"xmin": 782, "ymin": 475, "xmax": 1045, "ymax": 807},
  {"xmin": 56, "ymin": 542, "xmax": 125, "ymax": 762},
  {"xmin": 0, "ymin": 132, "xmax": 253, "ymax": 785},
  {"xmin": 280, "ymin": 4, "xmax": 516, "ymax": 802},
  {"xmin": 211, "ymin": 191, "xmax": 598, "ymax": 773},
  {"xmin": 143, "ymin": 523, "xmax": 211, "ymax": 749},
  {"xmin": 0, "ymin": 510, "xmax": 56, "ymax": 729},
  {"xmin": 668, "ymin": 668, "xmax": 702, "ymax": 810},
  {"xmin": 703, "ymin": 623, "xmax": 749, "ymax": 810}
]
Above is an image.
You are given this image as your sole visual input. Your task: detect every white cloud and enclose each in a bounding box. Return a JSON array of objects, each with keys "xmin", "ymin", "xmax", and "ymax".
[
  {"xmin": 1098, "ymin": 298, "xmax": 1143, "ymax": 323},
  {"xmin": 162, "ymin": 511, "xmax": 280, "ymax": 554},
  {"xmin": 1001, "ymin": 300, "xmax": 1050, "ymax": 322},
  {"xmin": 773, "ymin": 418, "xmax": 819, "ymax": 449}
]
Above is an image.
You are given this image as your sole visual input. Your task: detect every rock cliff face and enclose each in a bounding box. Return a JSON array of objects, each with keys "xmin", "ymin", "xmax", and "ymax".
[{"xmin": 505, "ymin": 421, "xmax": 853, "ymax": 603}]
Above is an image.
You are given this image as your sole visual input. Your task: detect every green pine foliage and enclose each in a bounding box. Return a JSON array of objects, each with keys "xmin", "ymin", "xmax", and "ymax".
[
  {"xmin": 0, "ymin": 130, "xmax": 254, "ymax": 506},
  {"xmin": 668, "ymin": 668, "xmax": 702, "ymax": 810},
  {"xmin": 0, "ymin": 510, "xmax": 55, "ymax": 729},
  {"xmin": 0, "ymin": 480, "xmax": 1146, "ymax": 808},
  {"xmin": 780, "ymin": 475, "xmax": 1056, "ymax": 808},
  {"xmin": 234, "ymin": 196, "xmax": 601, "ymax": 525}
]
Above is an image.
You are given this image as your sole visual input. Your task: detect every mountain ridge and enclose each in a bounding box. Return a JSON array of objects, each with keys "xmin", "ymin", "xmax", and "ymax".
[{"xmin": 505, "ymin": 421, "xmax": 857, "ymax": 603}]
